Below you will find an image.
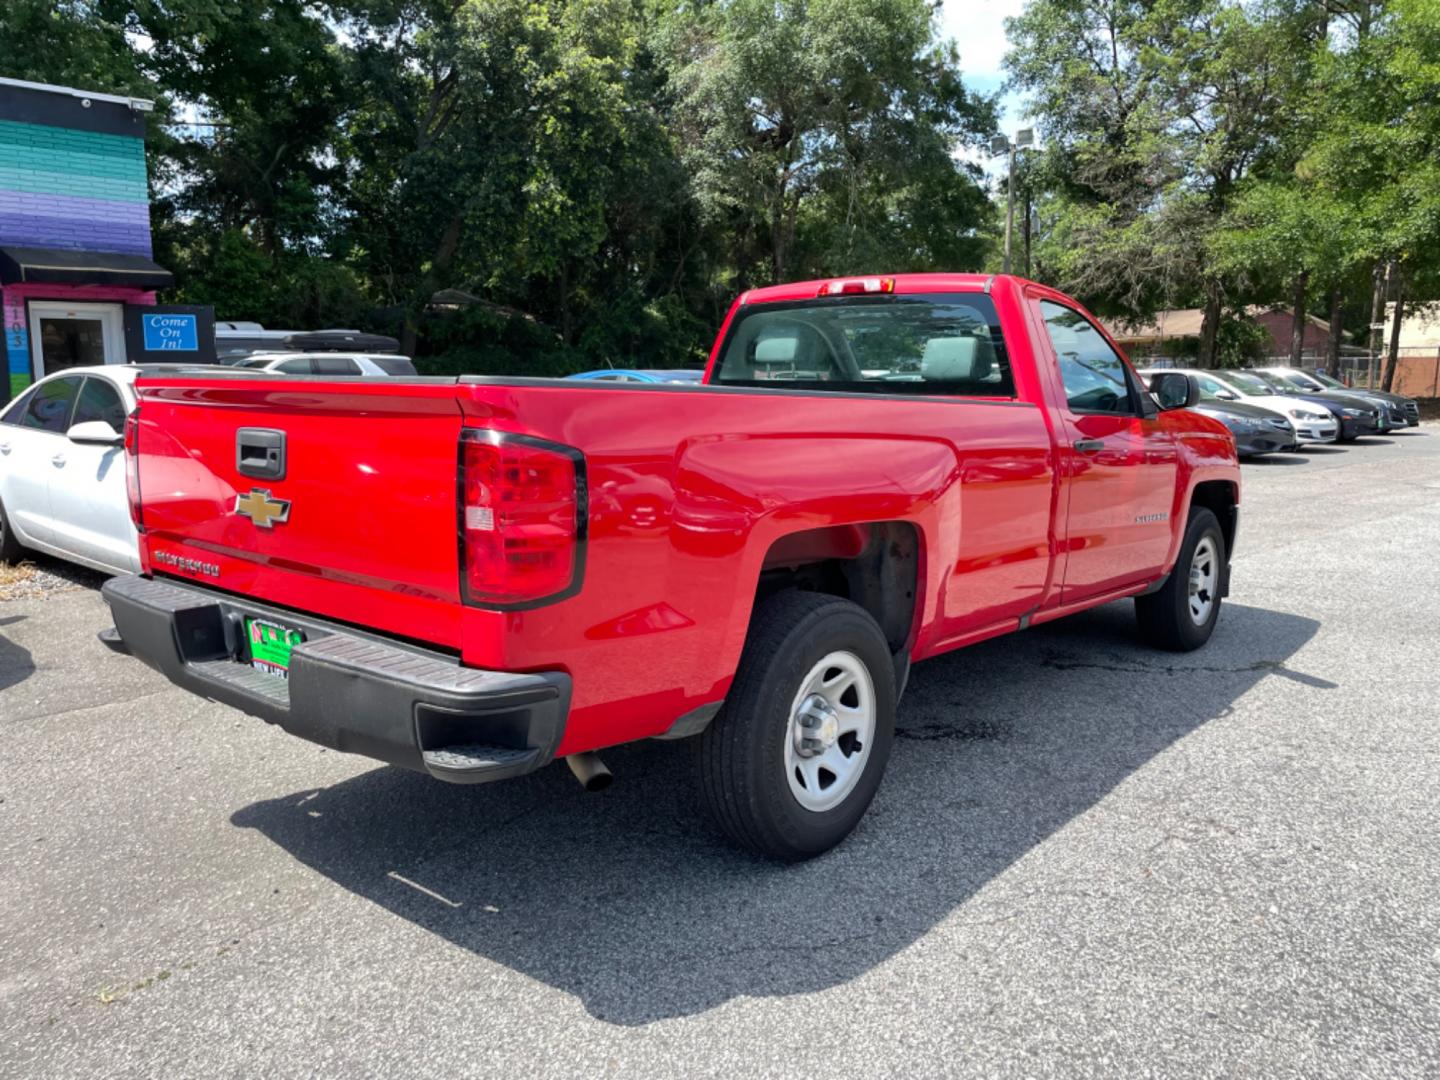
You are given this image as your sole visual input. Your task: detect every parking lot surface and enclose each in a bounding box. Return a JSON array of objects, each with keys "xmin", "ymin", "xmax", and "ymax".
[{"xmin": 3, "ymin": 430, "xmax": 1439, "ymax": 1078}]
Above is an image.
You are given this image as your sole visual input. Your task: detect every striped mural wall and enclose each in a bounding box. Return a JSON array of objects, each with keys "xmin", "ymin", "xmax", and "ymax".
[
  {"xmin": 0, "ymin": 113, "xmax": 155, "ymax": 397},
  {"xmin": 0, "ymin": 119, "xmax": 153, "ymax": 256}
]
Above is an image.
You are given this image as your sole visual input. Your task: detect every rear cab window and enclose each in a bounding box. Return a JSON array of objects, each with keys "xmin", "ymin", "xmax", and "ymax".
[{"xmin": 712, "ymin": 293, "xmax": 1015, "ymax": 397}]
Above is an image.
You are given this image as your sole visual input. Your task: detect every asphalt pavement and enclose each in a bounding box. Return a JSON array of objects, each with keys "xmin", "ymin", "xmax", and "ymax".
[{"xmin": 3, "ymin": 430, "xmax": 1439, "ymax": 1078}]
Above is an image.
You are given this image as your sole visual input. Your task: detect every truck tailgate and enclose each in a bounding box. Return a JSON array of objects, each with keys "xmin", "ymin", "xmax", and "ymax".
[{"xmin": 133, "ymin": 377, "xmax": 466, "ymax": 649}]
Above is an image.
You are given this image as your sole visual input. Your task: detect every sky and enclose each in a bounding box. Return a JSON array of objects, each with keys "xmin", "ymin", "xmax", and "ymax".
[{"xmin": 938, "ymin": 0, "xmax": 1033, "ymax": 171}]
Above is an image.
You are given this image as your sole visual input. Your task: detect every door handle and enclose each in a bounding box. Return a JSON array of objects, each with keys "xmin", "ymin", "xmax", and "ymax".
[
  {"xmin": 51, "ymin": 453, "xmax": 66, "ymax": 466},
  {"xmin": 1073, "ymin": 438, "xmax": 1105, "ymax": 454},
  {"xmin": 0, "ymin": 441, "xmax": 10, "ymax": 453}
]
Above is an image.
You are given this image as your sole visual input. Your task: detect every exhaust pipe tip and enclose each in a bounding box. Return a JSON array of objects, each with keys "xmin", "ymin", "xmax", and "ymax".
[{"xmin": 565, "ymin": 752, "xmax": 613, "ymax": 792}]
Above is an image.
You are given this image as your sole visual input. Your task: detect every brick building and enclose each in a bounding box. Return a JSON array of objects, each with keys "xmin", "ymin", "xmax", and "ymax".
[
  {"xmin": 1104, "ymin": 306, "xmax": 1339, "ymax": 361},
  {"xmin": 0, "ymin": 77, "xmax": 190, "ymax": 403}
]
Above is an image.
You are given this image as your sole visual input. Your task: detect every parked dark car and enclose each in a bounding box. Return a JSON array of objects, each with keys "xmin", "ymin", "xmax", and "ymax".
[
  {"xmin": 1226, "ymin": 369, "xmax": 1382, "ymax": 441},
  {"xmin": 1302, "ymin": 368, "xmax": 1420, "ymax": 426},
  {"xmin": 1192, "ymin": 400, "xmax": 1298, "ymax": 456},
  {"xmin": 1145, "ymin": 376, "xmax": 1298, "ymax": 456},
  {"xmin": 1254, "ymin": 367, "xmax": 1409, "ymax": 429}
]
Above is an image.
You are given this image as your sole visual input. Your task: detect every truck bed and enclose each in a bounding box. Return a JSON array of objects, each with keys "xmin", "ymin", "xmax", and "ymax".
[{"xmin": 131, "ymin": 372, "xmax": 1057, "ymax": 754}]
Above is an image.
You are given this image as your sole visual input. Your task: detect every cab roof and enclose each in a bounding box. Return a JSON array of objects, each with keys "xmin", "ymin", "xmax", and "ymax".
[{"xmin": 738, "ymin": 273, "xmax": 1036, "ymax": 306}]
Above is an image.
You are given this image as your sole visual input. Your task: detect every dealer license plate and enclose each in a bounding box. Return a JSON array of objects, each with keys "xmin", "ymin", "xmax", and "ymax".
[{"xmin": 245, "ymin": 617, "xmax": 304, "ymax": 678}]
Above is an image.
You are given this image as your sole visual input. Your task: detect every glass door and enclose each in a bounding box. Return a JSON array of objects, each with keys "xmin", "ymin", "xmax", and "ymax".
[{"xmin": 27, "ymin": 301, "xmax": 126, "ymax": 377}]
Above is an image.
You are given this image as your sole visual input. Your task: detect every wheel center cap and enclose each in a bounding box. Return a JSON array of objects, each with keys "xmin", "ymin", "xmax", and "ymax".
[{"xmin": 795, "ymin": 694, "xmax": 840, "ymax": 756}]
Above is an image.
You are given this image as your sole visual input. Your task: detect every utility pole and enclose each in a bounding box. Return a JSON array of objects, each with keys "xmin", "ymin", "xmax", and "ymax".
[
  {"xmin": 991, "ymin": 129, "xmax": 1035, "ymax": 276},
  {"xmin": 1368, "ymin": 260, "xmax": 1392, "ymax": 389},
  {"xmin": 1024, "ymin": 198, "xmax": 1034, "ymax": 279},
  {"xmin": 1004, "ymin": 141, "xmax": 1015, "ymax": 274}
]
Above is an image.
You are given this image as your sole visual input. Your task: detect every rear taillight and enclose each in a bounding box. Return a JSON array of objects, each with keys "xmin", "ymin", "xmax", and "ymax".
[
  {"xmin": 124, "ymin": 410, "xmax": 144, "ymax": 533},
  {"xmin": 458, "ymin": 430, "xmax": 585, "ymax": 607}
]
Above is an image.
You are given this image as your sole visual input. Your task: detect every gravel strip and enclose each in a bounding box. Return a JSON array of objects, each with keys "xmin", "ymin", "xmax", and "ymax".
[{"xmin": 0, "ymin": 555, "xmax": 108, "ymax": 600}]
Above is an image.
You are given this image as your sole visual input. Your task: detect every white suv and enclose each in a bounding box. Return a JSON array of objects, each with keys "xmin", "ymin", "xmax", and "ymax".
[{"xmin": 237, "ymin": 352, "xmax": 418, "ymax": 377}]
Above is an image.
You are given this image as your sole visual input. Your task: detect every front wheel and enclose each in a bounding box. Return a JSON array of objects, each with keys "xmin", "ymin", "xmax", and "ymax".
[
  {"xmin": 697, "ymin": 591, "xmax": 896, "ymax": 861},
  {"xmin": 1134, "ymin": 507, "xmax": 1225, "ymax": 652}
]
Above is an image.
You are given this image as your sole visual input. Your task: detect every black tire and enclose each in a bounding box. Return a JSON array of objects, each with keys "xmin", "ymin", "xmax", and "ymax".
[
  {"xmin": 1134, "ymin": 507, "xmax": 1225, "ymax": 652},
  {"xmin": 698, "ymin": 591, "xmax": 896, "ymax": 861},
  {"xmin": 0, "ymin": 498, "xmax": 25, "ymax": 565}
]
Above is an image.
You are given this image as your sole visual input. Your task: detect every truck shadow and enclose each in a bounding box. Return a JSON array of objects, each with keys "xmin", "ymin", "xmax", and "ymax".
[{"xmin": 231, "ymin": 600, "xmax": 1320, "ymax": 1026}]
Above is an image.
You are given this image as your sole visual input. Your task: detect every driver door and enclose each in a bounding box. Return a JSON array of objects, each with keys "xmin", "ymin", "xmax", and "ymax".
[{"xmin": 1033, "ymin": 299, "xmax": 1178, "ymax": 600}]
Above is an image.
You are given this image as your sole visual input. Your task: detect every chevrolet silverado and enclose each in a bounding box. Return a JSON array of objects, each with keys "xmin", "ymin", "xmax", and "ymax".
[{"xmin": 103, "ymin": 274, "xmax": 1240, "ymax": 859}]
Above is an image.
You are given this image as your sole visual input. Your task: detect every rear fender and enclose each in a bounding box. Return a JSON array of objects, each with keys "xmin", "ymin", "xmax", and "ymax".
[{"xmin": 674, "ymin": 433, "xmax": 957, "ymax": 688}]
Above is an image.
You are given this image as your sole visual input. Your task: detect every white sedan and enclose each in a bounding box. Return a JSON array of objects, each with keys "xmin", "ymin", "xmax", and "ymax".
[
  {"xmin": 0, "ymin": 365, "xmax": 139, "ymax": 575},
  {"xmin": 1138, "ymin": 367, "xmax": 1339, "ymax": 443}
]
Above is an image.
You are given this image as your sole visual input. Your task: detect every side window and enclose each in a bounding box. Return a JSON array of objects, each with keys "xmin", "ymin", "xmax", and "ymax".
[
  {"xmin": 21, "ymin": 377, "xmax": 82, "ymax": 434},
  {"xmin": 313, "ymin": 356, "xmax": 361, "ymax": 376},
  {"xmin": 276, "ymin": 358, "xmax": 313, "ymax": 374},
  {"xmin": 370, "ymin": 356, "xmax": 418, "ymax": 377},
  {"xmin": 1195, "ymin": 375, "xmax": 1226, "ymax": 400},
  {"xmin": 1040, "ymin": 301, "xmax": 1135, "ymax": 415},
  {"xmin": 73, "ymin": 377, "xmax": 128, "ymax": 433},
  {"xmin": 1, "ymin": 387, "xmax": 37, "ymax": 426}
]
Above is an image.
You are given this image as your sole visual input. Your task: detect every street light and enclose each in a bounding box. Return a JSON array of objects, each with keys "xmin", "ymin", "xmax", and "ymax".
[{"xmin": 992, "ymin": 128, "xmax": 1035, "ymax": 275}]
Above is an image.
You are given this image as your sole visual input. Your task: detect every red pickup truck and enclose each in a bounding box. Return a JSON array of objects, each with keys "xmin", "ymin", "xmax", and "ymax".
[{"xmin": 103, "ymin": 274, "xmax": 1239, "ymax": 858}]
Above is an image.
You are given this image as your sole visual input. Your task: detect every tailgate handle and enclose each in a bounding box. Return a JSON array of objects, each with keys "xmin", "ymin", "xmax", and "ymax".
[{"xmin": 237, "ymin": 428, "xmax": 286, "ymax": 481}]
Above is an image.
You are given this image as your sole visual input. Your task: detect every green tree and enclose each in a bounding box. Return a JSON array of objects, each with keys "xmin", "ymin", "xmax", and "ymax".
[
  {"xmin": 661, "ymin": 0, "xmax": 995, "ymax": 289},
  {"xmin": 334, "ymin": 0, "xmax": 693, "ymax": 362},
  {"xmin": 0, "ymin": 1, "xmax": 154, "ymax": 101},
  {"xmin": 1007, "ymin": 0, "xmax": 1321, "ymax": 365},
  {"xmin": 1300, "ymin": 0, "xmax": 1440, "ymax": 388}
]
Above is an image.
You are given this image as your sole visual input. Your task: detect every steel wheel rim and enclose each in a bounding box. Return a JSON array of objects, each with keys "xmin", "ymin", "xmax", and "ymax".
[
  {"xmin": 783, "ymin": 650, "xmax": 876, "ymax": 813},
  {"xmin": 1188, "ymin": 535, "xmax": 1218, "ymax": 626}
]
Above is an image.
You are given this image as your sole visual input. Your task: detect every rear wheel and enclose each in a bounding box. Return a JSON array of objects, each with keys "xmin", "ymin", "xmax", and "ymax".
[
  {"xmin": 698, "ymin": 591, "xmax": 896, "ymax": 860},
  {"xmin": 0, "ymin": 499, "xmax": 25, "ymax": 565},
  {"xmin": 1134, "ymin": 507, "xmax": 1225, "ymax": 652}
]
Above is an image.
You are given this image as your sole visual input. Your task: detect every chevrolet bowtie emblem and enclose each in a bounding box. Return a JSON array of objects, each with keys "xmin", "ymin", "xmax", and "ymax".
[{"xmin": 234, "ymin": 488, "xmax": 291, "ymax": 528}]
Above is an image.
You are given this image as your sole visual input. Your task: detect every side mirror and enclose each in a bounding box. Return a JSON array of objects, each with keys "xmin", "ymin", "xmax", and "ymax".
[
  {"xmin": 1213, "ymin": 388, "xmax": 1238, "ymax": 401},
  {"xmin": 1149, "ymin": 372, "xmax": 1200, "ymax": 410},
  {"xmin": 66, "ymin": 420, "xmax": 123, "ymax": 446}
]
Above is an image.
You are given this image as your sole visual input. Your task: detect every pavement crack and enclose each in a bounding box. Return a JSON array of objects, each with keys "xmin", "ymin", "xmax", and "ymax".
[{"xmin": 1039, "ymin": 655, "xmax": 1287, "ymax": 677}]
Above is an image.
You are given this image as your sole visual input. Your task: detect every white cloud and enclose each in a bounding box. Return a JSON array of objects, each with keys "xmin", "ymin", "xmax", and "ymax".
[
  {"xmin": 938, "ymin": 0, "xmax": 1035, "ymax": 174},
  {"xmin": 938, "ymin": 0, "xmax": 1027, "ymax": 82}
]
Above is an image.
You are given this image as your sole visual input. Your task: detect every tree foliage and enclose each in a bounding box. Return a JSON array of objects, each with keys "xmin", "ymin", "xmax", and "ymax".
[{"xmin": 1, "ymin": 0, "xmax": 997, "ymax": 373}]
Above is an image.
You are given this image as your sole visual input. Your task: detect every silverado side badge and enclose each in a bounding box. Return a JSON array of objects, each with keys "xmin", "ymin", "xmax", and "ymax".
[{"xmin": 235, "ymin": 488, "xmax": 291, "ymax": 529}]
